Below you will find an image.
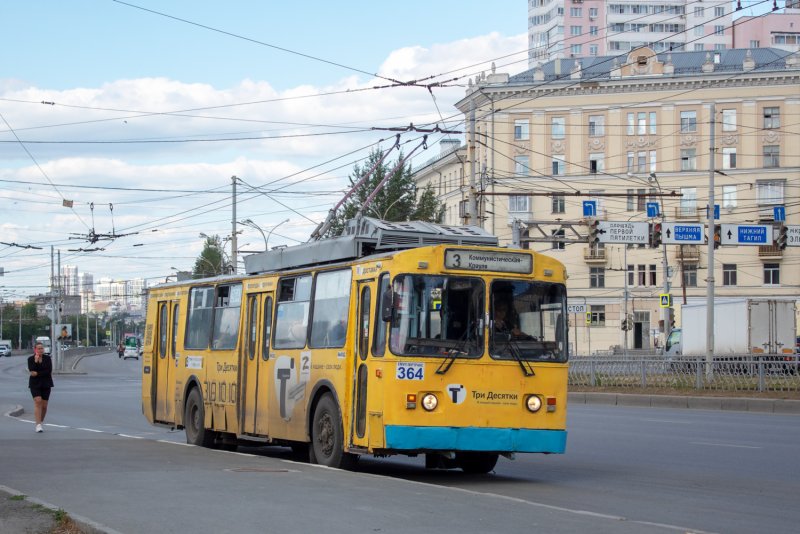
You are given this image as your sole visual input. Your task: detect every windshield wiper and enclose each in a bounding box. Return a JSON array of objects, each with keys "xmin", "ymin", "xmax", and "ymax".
[
  {"xmin": 503, "ymin": 337, "xmax": 535, "ymax": 377},
  {"xmin": 435, "ymin": 333, "xmax": 476, "ymax": 375}
]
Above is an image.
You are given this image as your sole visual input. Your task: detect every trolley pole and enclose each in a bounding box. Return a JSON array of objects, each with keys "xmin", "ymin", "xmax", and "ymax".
[{"xmin": 230, "ymin": 176, "xmax": 238, "ymax": 274}]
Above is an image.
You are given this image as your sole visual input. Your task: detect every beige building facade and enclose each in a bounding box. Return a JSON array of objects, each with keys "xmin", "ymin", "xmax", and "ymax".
[{"xmin": 413, "ymin": 47, "xmax": 799, "ymax": 355}]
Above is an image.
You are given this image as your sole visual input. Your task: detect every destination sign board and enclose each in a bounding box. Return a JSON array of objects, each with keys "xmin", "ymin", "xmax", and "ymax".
[
  {"xmin": 719, "ymin": 224, "xmax": 771, "ymax": 246},
  {"xmin": 662, "ymin": 222, "xmax": 704, "ymax": 244},
  {"xmin": 596, "ymin": 221, "xmax": 649, "ymax": 244},
  {"xmin": 444, "ymin": 249, "xmax": 532, "ymax": 274}
]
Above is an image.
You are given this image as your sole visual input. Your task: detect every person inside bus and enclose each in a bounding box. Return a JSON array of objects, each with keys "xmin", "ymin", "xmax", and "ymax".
[{"xmin": 493, "ymin": 300, "xmax": 534, "ymax": 340}]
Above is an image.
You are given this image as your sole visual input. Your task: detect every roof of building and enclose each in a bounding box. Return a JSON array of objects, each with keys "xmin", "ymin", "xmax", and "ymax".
[{"xmin": 508, "ymin": 47, "xmax": 794, "ymax": 84}]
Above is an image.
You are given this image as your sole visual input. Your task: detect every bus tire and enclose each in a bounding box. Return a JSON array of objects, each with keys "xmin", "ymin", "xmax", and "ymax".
[
  {"xmin": 310, "ymin": 393, "xmax": 356, "ymax": 469},
  {"xmin": 184, "ymin": 387, "xmax": 216, "ymax": 448},
  {"xmin": 456, "ymin": 452, "xmax": 499, "ymax": 474}
]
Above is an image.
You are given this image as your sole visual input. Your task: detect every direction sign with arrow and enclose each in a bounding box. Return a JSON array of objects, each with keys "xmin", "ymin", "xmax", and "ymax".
[
  {"xmin": 662, "ymin": 222, "xmax": 704, "ymax": 244},
  {"xmin": 719, "ymin": 224, "xmax": 771, "ymax": 246}
]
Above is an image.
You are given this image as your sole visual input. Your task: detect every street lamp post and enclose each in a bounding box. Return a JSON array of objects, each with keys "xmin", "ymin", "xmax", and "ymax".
[
  {"xmin": 368, "ymin": 192, "xmax": 412, "ymax": 220},
  {"xmin": 240, "ymin": 219, "xmax": 268, "ymax": 251},
  {"xmin": 266, "ymin": 219, "xmax": 290, "ymax": 251}
]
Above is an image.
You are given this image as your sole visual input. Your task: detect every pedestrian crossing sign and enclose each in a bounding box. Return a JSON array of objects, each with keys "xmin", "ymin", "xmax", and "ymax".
[{"xmin": 659, "ymin": 294, "xmax": 672, "ymax": 308}]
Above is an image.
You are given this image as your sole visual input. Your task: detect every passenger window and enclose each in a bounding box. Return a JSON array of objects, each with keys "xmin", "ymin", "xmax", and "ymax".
[
  {"xmin": 309, "ymin": 270, "xmax": 352, "ymax": 349},
  {"xmin": 274, "ymin": 276, "xmax": 312, "ymax": 349},
  {"xmin": 372, "ymin": 274, "xmax": 389, "ymax": 357},
  {"xmin": 212, "ymin": 284, "xmax": 242, "ymax": 350}
]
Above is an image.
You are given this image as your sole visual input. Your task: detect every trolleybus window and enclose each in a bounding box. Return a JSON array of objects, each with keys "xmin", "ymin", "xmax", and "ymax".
[
  {"xmin": 185, "ymin": 286, "xmax": 214, "ymax": 349},
  {"xmin": 274, "ymin": 275, "xmax": 312, "ymax": 349},
  {"xmin": 212, "ymin": 284, "xmax": 242, "ymax": 350},
  {"xmin": 309, "ymin": 269, "xmax": 352, "ymax": 349},
  {"xmin": 490, "ymin": 281, "xmax": 567, "ymax": 362},
  {"xmin": 389, "ymin": 275, "xmax": 483, "ymax": 357},
  {"xmin": 372, "ymin": 274, "xmax": 390, "ymax": 357}
]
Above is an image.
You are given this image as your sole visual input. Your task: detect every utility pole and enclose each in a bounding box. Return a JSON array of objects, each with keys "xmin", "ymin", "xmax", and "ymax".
[
  {"xmin": 231, "ymin": 176, "xmax": 238, "ymax": 274},
  {"xmin": 467, "ymin": 94, "xmax": 478, "ymax": 226},
  {"xmin": 706, "ymin": 103, "xmax": 716, "ymax": 381}
]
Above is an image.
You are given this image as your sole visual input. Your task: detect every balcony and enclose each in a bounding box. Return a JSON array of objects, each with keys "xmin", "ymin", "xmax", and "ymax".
[
  {"xmin": 675, "ymin": 245, "xmax": 700, "ymax": 262},
  {"xmin": 758, "ymin": 245, "xmax": 783, "ymax": 259},
  {"xmin": 674, "ymin": 207, "xmax": 703, "ymax": 221},
  {"xmin": 583, "ymin": 247, "xmax": 607, "ymax": 263}
]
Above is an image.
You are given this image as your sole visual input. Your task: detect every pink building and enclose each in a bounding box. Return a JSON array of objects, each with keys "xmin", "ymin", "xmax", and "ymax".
[{"xmin": 733, "ymin": 8, "xmax": 800, "ymax": 52}]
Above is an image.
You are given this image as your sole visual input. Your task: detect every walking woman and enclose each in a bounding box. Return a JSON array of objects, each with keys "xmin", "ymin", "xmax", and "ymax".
[{"xmin": 28, "ymin": 342, "xmax": 54, "ymax": 433}]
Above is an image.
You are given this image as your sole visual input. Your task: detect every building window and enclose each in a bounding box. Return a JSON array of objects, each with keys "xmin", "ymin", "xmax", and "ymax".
[
  {"xmin": 570, "ymin": 25, "xmax": 582, "ymax": 36},
  {"xmin": 514, "ymin": 119, "xmax": 529, "ymax": 140},
  {"xmin": 763, "ymin": 107, "xmax": 780, "ymax": 129},
  {"xmin": 627, "ymin": 189, "xmax": 635, "ymax": 211},
  {"xmin": 756, "ymin": 180, "xmax": 784, "ymax": 206},
  {"xmin": 721, "ymin": 109, "xmax": 736, "ymax": 131},
  {"xmin": 552, "ymin": 155, "xmax": 566, "ymax": 176},
  {"xmin": 649, "ymin": 265, "xmax": 657, "ymax": 286},
  {"xmin": 694, "ymin": 6, "xmax": 704, "ymax": 16},
  {"xmin": 626, "ymin": 113, "xmax": 635, "ymax": 135},
  {"xmin": 722, "ymin": 264, "xmax": 737, "ymax": 286},
  {"xmin": 764, "ymin": 263, "xmax": 780, "ymax": 285},
  {"xmin": 458, "ymin": 199, "xmax": 468, "ymax": 219},
  {"xmin": 589, "ymin": 267, "xmax": 605, "ymax": 288},
  {"xmin": 570, "ymin": 7, "xmax": 582, "ymax": 17},
  {"xmin": 637, "ymin": 112, "xmax": 647, "ymax": 135},
  {"xmin": 552, "ymin": 194, "xmax": 565, "ymax": 214},
  {"xmin": 715, "ymin": 6, "xmax": 725, "ymax": 16},
  {"xmin": 636, "ymin": 188, "xmax": 646, "ymax": 211},
  {"xmin": 552, "ymin": 229, "xmax": 565, "ymax": 250},
  {"xmin": 589, "ymin": 153, "xmax": 605, "ymax": 174},
  {"xmin": 637, "ymin": 265, "xmax": 646, "ymax": 286},
  {"xmin": 515, "ymin": 155, "xmax": 530, "ymax": 175},
  {"xmin": 509, "ymin": 195, "xmax": 530, "ymax": 213},
  {"xmin": 649, "ymin": 112, "xmax": 657, "ymax": 134},
  {"xmin": 683, "ymin": 265, "xmax": 698, "ymax": 287},
  {"xmin": 588, "ymin": 115, "xmax": 605, "ymax": 136},
  {"xmin": 722, "ymin": 185, "xmax": 737, "ymax": 209},
  {"xmin": 763, "ymin": 145, "xmax": 779, "ymax": 168},
  {"xmin": 714, "ymin": 25, "xmax": 725, "ymax": 35},
  {"xmin": 722, "ymin": 147, "xmax": 737, "ymax": 170},
  {"xmin": 551, "ymin": 117, "xmax": 565, "ymax": 139},
  {"xmin": 627, "ymin": 265, "xmax": 634, "ymax": 286},
  {"xmin": 680, "ymin": 149, "xmax": 696, "ymax": 171},
  {"xmin": 680, "ymin": 111, "xmax": 697, "ymax": 133},
  {"xmin": 649, "ymin": 150, "xmax": 657, "ymax": 173},
  {"xmin": 589, "ymin": 44, "xmax": 598, "ymax": 56},
  {"xmin": 626, "ymin": 151, "xmax": 635, "ymax": 172},
  {"xmin": 680, "ymin": 187, "xmax": 697, "ymax": 217},
  {"xmin": 750, "ymin": 40, "xmax": 760, "ymax": 48},
  {"xmin": 589, "ymin": 7, "xmax": 598, "ymax": 18},
  {"xmin": 694, "ymin": 43, "xmax": 705, "ymax": 51},
  {"xmin": 571, "ymin": 44, "xmax": 582, "ymax": 55},
  {"xmin": 590, "ymin": 305, "xmax": 605, "ymax": 326},
  {"xmin": 589, "ymin": 26, "xmax": 599, "ymax": 36},
  {"xmin": 637, "ymin": 151, "xmax": 647, "ymax": 173},
  {"xmin": 694, "ymin": 25, "xmax": 704, "ymax": 37}
]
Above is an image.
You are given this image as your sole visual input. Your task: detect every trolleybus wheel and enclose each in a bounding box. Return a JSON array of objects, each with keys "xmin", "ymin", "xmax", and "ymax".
[
  {"xmin": 184, "ymin": 387, "xmax": 217, "ymax": 448},
  {"xmin": 456, "ymin": 452, "xmax": 499, "ymax": 474},
  {"xmin": 311, "ymin": 393, "xmax": 356, "ymax": 469}
]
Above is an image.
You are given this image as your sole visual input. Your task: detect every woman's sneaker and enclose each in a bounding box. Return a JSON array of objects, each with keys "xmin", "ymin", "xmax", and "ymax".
[{"xmin": 35, "ymin": 424, "xmax": 43, "ymax": 433}]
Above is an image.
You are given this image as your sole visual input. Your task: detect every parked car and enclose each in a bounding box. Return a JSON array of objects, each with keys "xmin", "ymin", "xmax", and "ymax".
[{"xmin": 0, "ymin": 345, "xmax": 11, "ymax": 357}]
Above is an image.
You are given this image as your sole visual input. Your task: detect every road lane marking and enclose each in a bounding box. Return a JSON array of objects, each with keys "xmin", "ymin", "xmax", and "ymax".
[{"xmin": 690, "ymin": 441, "xmax": 761, "ymax": 449}]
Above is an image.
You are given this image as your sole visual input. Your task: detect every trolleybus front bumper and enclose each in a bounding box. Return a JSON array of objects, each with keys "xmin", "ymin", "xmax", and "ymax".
[{"xmin": 384, "ymin": 426, "xmax": 566, "ymax": 453}]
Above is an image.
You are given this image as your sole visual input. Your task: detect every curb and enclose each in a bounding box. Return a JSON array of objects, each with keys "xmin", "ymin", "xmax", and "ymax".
[{"xmin": 568, "ymin": 392, "xmax": 800, "ymax": 414}]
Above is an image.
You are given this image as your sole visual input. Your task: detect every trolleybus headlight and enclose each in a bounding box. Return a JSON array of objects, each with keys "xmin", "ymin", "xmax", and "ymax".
[
  {"xmin": 421, "ymin": 393, "xmax": 438, "ymax": 411},
  {"xmin": 526, "ymin": 395, "xmax": 542, "ymax": 413}
]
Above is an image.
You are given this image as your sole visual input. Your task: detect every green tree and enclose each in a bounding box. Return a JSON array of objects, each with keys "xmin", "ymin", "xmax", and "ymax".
[
  {"xmin": 324, "ymin": 148, "xmax": 444, "ymax": 237},
  {"xmin": 193, "ymin": 235, "xmax": 226, "ymax": 278}
]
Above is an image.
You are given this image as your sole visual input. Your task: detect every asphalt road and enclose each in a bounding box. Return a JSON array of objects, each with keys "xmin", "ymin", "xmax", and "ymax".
[{"xmin": 1, "ymin": 351, "xmax": 799, "ymax": 534}]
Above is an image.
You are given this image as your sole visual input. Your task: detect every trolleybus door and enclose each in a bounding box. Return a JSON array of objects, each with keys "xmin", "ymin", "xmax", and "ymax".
[
  {"xmin": 350, "ymin": 282, "xmax": 372, "ymax": 447},
  {"xmin": 154, "ymin": 300, "xmax": 179, "ymax": 422},
  {"xmin": 240, "ymin": 293, "xmax": 273, "ymax": 436}
]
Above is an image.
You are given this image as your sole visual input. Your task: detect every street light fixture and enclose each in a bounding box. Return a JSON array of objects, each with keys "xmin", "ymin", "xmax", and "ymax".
[{"xmin": 240, "ymin": 219, "xmax": 268, "ymax": 251}]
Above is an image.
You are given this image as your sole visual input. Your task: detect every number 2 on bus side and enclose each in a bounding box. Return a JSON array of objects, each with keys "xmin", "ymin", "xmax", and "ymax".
[{"xmin": 396, "ymin": 362, "xmax": 424, "ymax": 380}]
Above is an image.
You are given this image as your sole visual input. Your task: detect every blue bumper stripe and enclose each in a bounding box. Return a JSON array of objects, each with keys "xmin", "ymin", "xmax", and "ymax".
[{"xmin": 384, "ymin": 426, "xmax": 567, "ymax": 453}]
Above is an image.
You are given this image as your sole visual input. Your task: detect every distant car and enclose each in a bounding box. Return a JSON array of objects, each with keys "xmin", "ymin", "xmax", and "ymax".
[
  {"xmin": 123, "ymin": 345, "xmax": 140, "ymax": 360},
  {"xmin": 0, "ymin": 346, "xmax": 11, "ymax": 357}
]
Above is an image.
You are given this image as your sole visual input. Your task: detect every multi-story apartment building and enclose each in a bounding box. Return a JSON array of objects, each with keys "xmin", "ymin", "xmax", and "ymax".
[
  {"xmin": 528, "ymin": 0, "xmax": 734, "ymax": 64},
  {"xmin": 732, "ymin": 4, "xmax": 800, "ymax": 52},
  {"xmin": 413, "ymin": 47, "xmax": 799, "ymax": 354}
]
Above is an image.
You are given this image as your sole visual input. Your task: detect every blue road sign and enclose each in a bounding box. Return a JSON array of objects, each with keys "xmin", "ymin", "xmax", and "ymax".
[
  {"xmin": 646, "ymin": 202, "xmax": 660, "ymax": 218},
  {"xmin": 707, "ymin": 204, "xmax": 720, "ymax": 220},
  {"xmin": 774, "ymin": 206, "xmax": 786, "ymax": 222},
  {"xmin": 720, "ymin": 224, "xmax": 771, "ymax": 245},
  {"xmin": 663, "ymin": 222, "xmax": 704, "ymax": 244},
  {"xmin": 583, "ymin": 201, "xmax": 597, "ymax": 217}
]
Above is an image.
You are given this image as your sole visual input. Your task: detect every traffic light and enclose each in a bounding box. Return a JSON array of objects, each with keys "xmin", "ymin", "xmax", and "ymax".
[
  {"xmin": 776, "ymin": 224, "xmax": 788, "ymax": 250},
  {"xmin": 588, "ymin": 219, "xmax": 600, "ymax": 244},
  {"xmin": 651, "ymin": 222, "xmax": 662, "ymax": 248},
  {"xmin": 713, "ymin": 224, "xmax": 721, "ymax": 249}
]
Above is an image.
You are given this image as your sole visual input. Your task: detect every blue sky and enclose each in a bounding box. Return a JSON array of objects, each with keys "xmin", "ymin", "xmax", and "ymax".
[
  {"xmin": 0, "ymin": 1, "xmax": 782, "ymax": 299},
  {"xmin": 1, "ymin": 0, "xmax": 527, "ymax": 297}
]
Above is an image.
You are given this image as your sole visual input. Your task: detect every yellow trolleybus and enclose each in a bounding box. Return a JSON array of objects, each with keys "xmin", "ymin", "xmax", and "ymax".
[{"xmin": 142, "ymin": 218, "xmax": 569, "ymax": 473}]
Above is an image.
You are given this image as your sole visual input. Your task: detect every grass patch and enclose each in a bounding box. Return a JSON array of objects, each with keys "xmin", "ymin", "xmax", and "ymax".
[{"xmin": 9, "ymin": 494, "xmax": 27, "ymax": 501}]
